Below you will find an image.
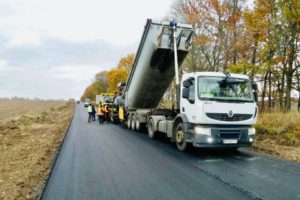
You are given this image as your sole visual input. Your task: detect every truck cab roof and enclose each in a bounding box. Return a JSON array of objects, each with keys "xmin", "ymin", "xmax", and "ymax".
[
  {"xmin": 182, "ymin": 72, "xmax": 250, "ymax": 80},
  {"xmin": 151, "ymin": 19, "xmax": 193, "ymax": 29}
]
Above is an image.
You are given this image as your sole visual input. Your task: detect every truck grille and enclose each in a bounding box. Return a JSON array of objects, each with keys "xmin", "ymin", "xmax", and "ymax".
[
  {"xmin": 219, "ymin": 129, "xmax": 240, "ymax": 139},
  {"xmin": 206, "ymin": 113, "xmax": 252, "ymax": 121}
]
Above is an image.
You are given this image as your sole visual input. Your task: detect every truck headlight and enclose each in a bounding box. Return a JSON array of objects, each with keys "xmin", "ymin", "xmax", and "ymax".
[
  {"xmin": 207, "ymin": 137, "xmax": 214, "ymax": 143},
  {"xmin": 248, "ymin": 128, "xmax": 256, "ymax": 136},
  {"xmin": 194, "ymin": 126, "xmax": 211, "ymax": 136}
]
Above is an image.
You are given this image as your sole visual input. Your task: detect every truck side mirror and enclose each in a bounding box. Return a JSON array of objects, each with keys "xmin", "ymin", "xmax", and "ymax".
[
  {"xmin": 252, "ymin": 83, "xmax": 258, "ymax": 90},
  {"xmin": 253, "ymin": 91, "xmax": 258, "ymax": 102},
  {"xmin": 189, "ymin": 99, "xmax": 195, "ymax": 104},
  {"xmin": 183, "ymin": 80, "xmax": 190, "ymax": 88},
  {"xmin": 252, "ymin": 83, "xmax": 258, "ymax": 102},
  {"xmin": 182, "ymin": 88, "xmax": 189, "ymax": 99},
  {"xmin": 183, "ymin": 77, "xmax": 195, "ymax": 88}
]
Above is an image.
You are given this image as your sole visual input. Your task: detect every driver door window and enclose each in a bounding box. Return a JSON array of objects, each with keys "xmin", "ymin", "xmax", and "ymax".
[{"xmin": 188, "ymin": 79, "xmax": 195, "ymax": 103}]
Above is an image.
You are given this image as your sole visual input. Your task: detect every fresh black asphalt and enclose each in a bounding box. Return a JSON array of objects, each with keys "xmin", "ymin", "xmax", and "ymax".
[{"xmin": 42, "ymin": 104, "xmax": 300, "ymax": 200}]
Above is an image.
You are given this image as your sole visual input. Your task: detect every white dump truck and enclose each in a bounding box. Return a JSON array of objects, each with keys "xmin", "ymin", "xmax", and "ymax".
[{"xmin": 119, "ymin": 19, "xmax": 258, "ymax": 151}]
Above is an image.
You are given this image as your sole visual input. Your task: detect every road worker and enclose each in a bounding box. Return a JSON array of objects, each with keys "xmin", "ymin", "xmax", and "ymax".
[
  {"xmin": 87, "ymin": 103, "xmax": 93, "ymax": 123},
  {"xmin": 97, "ymin": 104, "xmax": 104, "ymax": 124},
  {"xmin": 92, "ymin": 104, "xmax": 96, "ymax": 121},
  {"xmin": 104, "ymin": 105, "xmax": 109, "ymax": 123}
]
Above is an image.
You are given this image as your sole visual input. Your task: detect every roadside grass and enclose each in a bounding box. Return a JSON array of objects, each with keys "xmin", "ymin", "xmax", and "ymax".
[
  {"xmin": 0, "ymin": 101, "xmax": 74, "ymax": 199},
  {"xmin": 255, "ymin": 112, "xmax": 300, "ymax": 146},
  {"xmin": 254, "ymin": 112, "xmax": 300, "ymax": 163}
]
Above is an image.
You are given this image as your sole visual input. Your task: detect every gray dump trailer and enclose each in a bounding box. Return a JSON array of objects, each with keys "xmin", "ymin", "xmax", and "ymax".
[
  {"xmin": 121, "ymin": 19, "xmax": 258, "ymax": 151},
  {"xmin": 125, "ymin": 19, "xmax": 193, "ymax": 109}
]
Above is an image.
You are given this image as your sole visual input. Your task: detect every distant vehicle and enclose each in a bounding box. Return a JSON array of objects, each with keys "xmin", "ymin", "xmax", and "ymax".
[
  {"xmin": 84, "ymin": 98, "xmax": 90, "ymax": 107},
  {"xmin": 77, "ymin": 100, "xmax": 80, "ymax": 104},
  {"xmin": 115, "ymin": 19, "xmax": 258, "ymax": 151}
]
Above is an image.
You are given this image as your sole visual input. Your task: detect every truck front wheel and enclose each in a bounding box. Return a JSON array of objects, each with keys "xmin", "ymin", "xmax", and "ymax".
[{"xmin": 175, "ymin": 122, "xmax": 188, "ymax": 151}]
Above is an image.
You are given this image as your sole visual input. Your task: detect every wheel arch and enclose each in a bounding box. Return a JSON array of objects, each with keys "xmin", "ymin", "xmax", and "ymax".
[
  {"xmin": 147, "ymin": 115, "xmax": 166, "ymax": 131},
  {"xmin": 172, "ymin": 114, "xmax": 189, "ymax": 141}
]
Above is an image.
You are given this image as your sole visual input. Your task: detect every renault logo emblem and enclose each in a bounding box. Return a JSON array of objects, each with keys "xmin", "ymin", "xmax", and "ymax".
[{"xmin": 228, "ymin": 110, "xmax": 234, "ymax": 117}]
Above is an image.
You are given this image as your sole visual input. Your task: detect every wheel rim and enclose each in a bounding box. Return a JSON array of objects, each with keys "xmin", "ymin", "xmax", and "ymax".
[
  {"xmin": 175, "ymin": 123, "xmax": 187, "ymax": 151},
  {"xmin": 176, "ymin": 130, "xmax": 184, "ymax": 144},
  {"xmin": 136, "ymin": 118, "xmax": 140, "ymax": 131},
  {"xmin": 131, "ymin": 116, "xmax": 135, "ymax": 130},
  {"xmin": 127, "ymin": 115, "xmax": 131, "ymax": 128},
  {"xmin": 148, "ymin": 119, "xmax": 154, "ymax": 138}
]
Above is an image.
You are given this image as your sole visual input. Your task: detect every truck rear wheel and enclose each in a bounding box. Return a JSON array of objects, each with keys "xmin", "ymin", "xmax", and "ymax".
[
  {"xmin": 147, "ymin": 118, "xmax": 157, "ymax": 139},
  {"xmin": 175, "ymin": 122, "xmax": 188, "ymax": 151},
  {"xmin": 127, "ymin": 114, "xmax": 132, "ymax": 129},
  {"xmin": 135, "ymin": 117, "xmax": 140, "ymax": 131},
  {"xmin": 131, "ymin": 115, "xmax": 136, "ymax": 131}
]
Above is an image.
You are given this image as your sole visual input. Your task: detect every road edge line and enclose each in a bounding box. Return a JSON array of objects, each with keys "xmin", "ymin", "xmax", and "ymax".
[{"xmin": 38, "ymin": 102, "xmax": 76, "ymax": 200}]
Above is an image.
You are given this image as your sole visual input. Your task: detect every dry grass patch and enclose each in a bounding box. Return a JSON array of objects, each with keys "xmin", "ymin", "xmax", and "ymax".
[
  {"xmin": 254, "ymin": 112, "xmax": 300, "ymax": 163},
  {"xmin": 0, "ymin": 102, "xmax": 74, "ymax": 200},
  {"xmin": 0, "ymin": 99, "xmax": 65, "ymax": 122}
]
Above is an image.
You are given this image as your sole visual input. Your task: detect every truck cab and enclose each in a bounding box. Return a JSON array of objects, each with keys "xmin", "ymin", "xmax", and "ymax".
[{"xmin": 178, "ymin": 72, "xmax": 257, "ymax": 149}]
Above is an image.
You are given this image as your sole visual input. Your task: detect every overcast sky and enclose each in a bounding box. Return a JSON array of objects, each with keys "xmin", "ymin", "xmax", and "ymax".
[{"xmin": 0, "ymin": 0, "xmax": 173, "ymax": 99}]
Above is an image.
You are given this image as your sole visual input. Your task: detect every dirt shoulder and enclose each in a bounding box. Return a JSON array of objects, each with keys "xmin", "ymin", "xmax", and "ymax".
[
  {"xmin": 253, "ymin": 140, "xmax": 300, "ymax": 163},
  {"xmin": 254, "ymin": 112, "xmax": 300, "ymax": 163},
  {"xmin": 0, "ymin": 102, "xmax": 74, "ymax": 200}
]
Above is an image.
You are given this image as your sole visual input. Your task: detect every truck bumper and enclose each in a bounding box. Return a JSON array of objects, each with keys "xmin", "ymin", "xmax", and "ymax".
[{"xmin": 184, "ymin": 124, "xmax": 255, "ymax": 148}]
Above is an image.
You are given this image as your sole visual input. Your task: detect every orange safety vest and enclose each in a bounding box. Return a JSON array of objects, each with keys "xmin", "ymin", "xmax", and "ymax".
[
  {"xmin": 97, "ymin": 107, "xmax": 104, "ymax": 116},
  {"xmin": 104, "ymin": 106, "xmax": 108, "ymax": 113}
]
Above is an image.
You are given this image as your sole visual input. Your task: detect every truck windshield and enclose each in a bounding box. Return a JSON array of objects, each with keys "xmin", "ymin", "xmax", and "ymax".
[
  {"xmin": 198, "ymin": 76, "xmax": 254, "ymax": 102},
  {"xmin": 103, "ymin": 96, "xmax": 114, "ymax": 103}
]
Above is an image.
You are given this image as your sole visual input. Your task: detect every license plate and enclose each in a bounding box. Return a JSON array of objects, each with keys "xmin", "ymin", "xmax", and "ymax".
[{"xmin": 223, "ymin": 139, "xmax": 238, "ymax": 144}]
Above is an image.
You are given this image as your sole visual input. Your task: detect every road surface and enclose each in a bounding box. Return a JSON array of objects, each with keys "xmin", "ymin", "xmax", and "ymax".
[{"xmin": 42, "ymin": 105, "xmax": 300, "ymax": 200}]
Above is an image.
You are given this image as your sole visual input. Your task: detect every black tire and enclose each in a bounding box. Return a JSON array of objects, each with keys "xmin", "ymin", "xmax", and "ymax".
[
  {"xmin": 113, "ymin": 118, "xmax": 119, "ymax": 124},
  {"xmin": 227, "ymin": 147, "xmax": 239, "ymax": 152},
  {"xmin": 147, "ymin": 118, "xmax": 157, "ymax": 139},
  {"xmin": 121, "ymin": 118, "xmax": 127, "ymax": 127},
  {"xmin": 135, "ymin": 117, "xmax": 140, "ymax": 132},
  {"xmin": 127, "ymin": 114, "xmax": 132, "ymax": 129},
  {"xmin": 175, "ymin": 122, "xmax": 189, "ymax": 151},
  {"xmin": 131, "ymin": 115, "xmax": 136, "ymax": 131}
]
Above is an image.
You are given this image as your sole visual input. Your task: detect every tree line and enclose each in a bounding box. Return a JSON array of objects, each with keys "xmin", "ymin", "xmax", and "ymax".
[
  {"xmin": 168, "ymin": 0, "xmax": 300, "ymax": 112},
  {"xmin": 80, "ymin": 54, "xmax": 135, "ymax": 102}
]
